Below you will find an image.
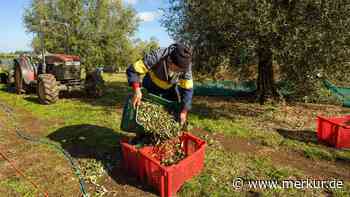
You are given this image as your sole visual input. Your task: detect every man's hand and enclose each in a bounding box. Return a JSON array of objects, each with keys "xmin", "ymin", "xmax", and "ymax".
[
  {"xmin": 132, "ymin": 87, "xmax": 142, "ymax": 108},
  {"xmin": 180, "ymin": 109, "xmax": 188, "ymax": 125}
]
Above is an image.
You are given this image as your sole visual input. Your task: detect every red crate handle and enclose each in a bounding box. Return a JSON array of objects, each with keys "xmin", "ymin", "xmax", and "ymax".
[{"xmin": 317, "ymin": 116, "xmax": 350, "ymax": 129}]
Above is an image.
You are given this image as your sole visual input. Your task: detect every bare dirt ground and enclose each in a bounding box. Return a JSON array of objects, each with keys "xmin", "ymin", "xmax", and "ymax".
[
  {"xmin": 192, "ymin": 128, "xmax": 350, "ymax": 181},
  {"xmin": 1, "ymin": 96, "xmax": 350, "ymax": 196},
  {"xmin": 0, "ymin": 103, "xmax": 156, "ymax": 197}
]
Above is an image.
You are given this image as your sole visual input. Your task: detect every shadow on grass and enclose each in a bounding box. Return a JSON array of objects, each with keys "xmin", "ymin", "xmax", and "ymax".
[
  {"xmin": 0, "ymin": 84, "xmax": 17, "ymax": 93},
  {"xmin": 21, "ymin": 91, "xmax": 92, "ymax": 104},
  {"xmin": 57, "ymin": 81, "xmax": 131, "ymax": 109},
  {"xmin": 191, "ymin": 92, "xmax": 261, "ymax": 120},
  {"xmin": 276, "ymin": 128, "xmax": 319, "ymax": 144},
  {"xmin": 84, "ymin": 79, "xmax": 258, "ymax": 116},
  {"xmin": 276, "ymin": 128, "xmax": 350, "ymax": 164},
  {"xmin": 23, "ymin": 96, "xmax": 40, "ymax": 104},
  {"xmin": 80, "ymin": 81, "xmax": 130, "ymax": 108},
  {"xmin": 0, "ymin": 83, "xmax": 91, "ymax": 104},
  {"xmin": 12, "ymin": 81, "xmax": 131, "ymax": 110},
  {"xmin": 47, "ymin": 124, "xmax": 156, "ymax": 195}
]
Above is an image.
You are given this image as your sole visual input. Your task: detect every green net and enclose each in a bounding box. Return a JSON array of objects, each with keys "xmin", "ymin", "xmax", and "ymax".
[
  {"xmin": 193, "ymin": 80, "xmax": 256, "ymax": 96},
  {"xmin": 344, "ymin": 100, "xmax": 350, "ymax": 107},
  {"xmin": 323, "ymin": 80, "xmax": 350, "ymax": 107},
  {"xmin": 337, "ymin": 87, "xmax": 350, "ymax": 96}
]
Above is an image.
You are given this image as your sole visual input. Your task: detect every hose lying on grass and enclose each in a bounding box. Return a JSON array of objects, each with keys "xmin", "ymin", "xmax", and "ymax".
[
  {"xmin": 0, "ymin": 150, "xmax": 49, "ymax": 197},
  {"xmin": 0, "ymin": 101, "xmax": 89, "ymax": 197}
]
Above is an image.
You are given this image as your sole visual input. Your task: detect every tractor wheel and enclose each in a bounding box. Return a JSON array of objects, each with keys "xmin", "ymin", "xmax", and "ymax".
[
  {"xmin": 37, "ymin": 74, "xmax": 59, "ymax": 104},
  {"xmin": 85, "ymin": 69, "xmax": 104, "ymax": 97},
  {"xmin": 14, "ymin": 66, "xmax": 25, "ymax": 94}
]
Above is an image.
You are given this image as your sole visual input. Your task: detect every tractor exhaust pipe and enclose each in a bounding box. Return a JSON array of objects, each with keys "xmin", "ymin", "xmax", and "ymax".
[{"xmin": 40, "ymin": 20, "xmax": 46, "ymax": 74}]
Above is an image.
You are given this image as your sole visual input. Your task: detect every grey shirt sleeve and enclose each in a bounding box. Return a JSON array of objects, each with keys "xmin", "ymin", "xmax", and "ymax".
[{"xmin": 143, "ymin": 47, "xmax": 171, "ymax": 69}]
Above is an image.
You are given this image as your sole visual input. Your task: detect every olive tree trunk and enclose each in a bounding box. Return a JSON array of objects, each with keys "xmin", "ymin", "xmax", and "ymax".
[{"xmin": 257, "ymin": 45, "xmax": 277, "ymax": 104}]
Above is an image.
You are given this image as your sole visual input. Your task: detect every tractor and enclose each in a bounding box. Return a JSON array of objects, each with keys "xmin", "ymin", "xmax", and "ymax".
[
  {"xmin": 13, "ymin": 20, "xmax": 104, "ymax": 104},
  {"xmin": 14, "ymin": 53, "xmax": 104, "ymax": 104}
]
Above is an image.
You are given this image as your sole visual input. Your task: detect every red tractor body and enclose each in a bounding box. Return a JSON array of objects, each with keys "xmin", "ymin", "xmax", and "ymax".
[{"xmin": 13, "ymin": 53, "xmax": 104, "ymax": 104}]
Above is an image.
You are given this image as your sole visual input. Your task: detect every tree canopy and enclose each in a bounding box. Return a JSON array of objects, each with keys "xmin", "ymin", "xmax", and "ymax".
[
  {"xmin": 23, "ymin": 0, "xmax": 152, "ymax": 70},
  {"xmin": 163, "ymin": 0, "xmax": 350, "ymax": 101}
]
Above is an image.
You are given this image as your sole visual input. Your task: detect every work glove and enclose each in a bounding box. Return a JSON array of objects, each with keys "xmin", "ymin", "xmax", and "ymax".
[{"xmin": 132, "ymin": 83, "xmax": 142, "ymax": 108}]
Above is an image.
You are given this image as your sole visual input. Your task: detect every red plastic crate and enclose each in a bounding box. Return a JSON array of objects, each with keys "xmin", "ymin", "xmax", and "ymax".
[
  {"xmin": 120, "ymin": 138, "xmax": 143, "ymax": 178},
  {"xmin": 139, "ymin": 132, "xmax": 206, "ymax": 197},
  {"xmin": 120, "ymin": 133, "xmax": 206, "ymax": 197},
  {"xmin": 317, "ymin": 115, "xmax": 350, "ymax": 149}
]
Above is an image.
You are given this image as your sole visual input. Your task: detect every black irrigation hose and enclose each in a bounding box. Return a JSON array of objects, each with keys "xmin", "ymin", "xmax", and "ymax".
[{"xmin": 0, "ymin": 101, "xmax": 89, "ymax": 197}]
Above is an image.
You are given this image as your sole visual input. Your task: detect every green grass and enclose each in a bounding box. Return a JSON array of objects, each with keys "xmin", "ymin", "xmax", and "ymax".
[
  {"xmin": 179, "ymin": 140, "xmax": 350, "ymax": 197},
  {"xmin": 0, "ymin": 73, "xmax": 350, "ymax": 196},
  {"xmin": 0, "ymin": 74, "xmax": 128, "ymax": 196},
  {"xmin": 0, "ymin": 177, "xmax": 37, "ymax": 197},
  {"xmin": 0, "ymin": 74, "xmax": 128, "ymax": 131},
  {"xmin": 181, "ymin": 148, "xmax": 350, "ymax": 196},
  {"xmin": 189, "ymin": 98, "xmax": 350, "ymax": 162}
]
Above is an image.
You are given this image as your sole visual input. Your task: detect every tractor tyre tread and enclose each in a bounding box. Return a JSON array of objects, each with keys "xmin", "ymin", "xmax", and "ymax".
[{"xmin": 38, "ymin": 74, "xmax": 59, "ymax": 104}]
